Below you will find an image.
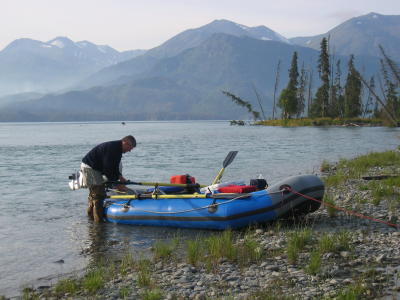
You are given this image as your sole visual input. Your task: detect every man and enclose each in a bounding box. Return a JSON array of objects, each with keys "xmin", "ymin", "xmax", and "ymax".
[{"xmin": 81, "ymin": 135, "xmax": 136, "ymax": 222}]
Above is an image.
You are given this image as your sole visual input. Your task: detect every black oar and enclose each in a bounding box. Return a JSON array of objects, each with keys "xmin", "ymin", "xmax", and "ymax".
[
  {"xmin": 212, "ymin": 151, "xmax": 238, "ymax": 184},
  {"xmin": 107, "ymin": 180, "xmax": 206, "ymax": 188}
]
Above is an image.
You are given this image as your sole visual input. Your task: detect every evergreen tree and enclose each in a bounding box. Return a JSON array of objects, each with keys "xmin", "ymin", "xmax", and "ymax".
[
  {"xmin": 297, "ymin": 64, "xmax": 307, "ymax": 118},
  {"xmin": 307, "ymin": 70, "xmax": 313, "ymax": 117},
  {"xmin": 329, "ymin": 60, "xmax": 344, "ymax": 117},
  {"xmin": 272, "ymin": 60, "xmax": 281, "ymax": 120},
  {"xmin": 381, "ymin": 59, "xmax": 400, "ymax": 119},
  {"xmin": 343, "ymin": 55, "xmax": 362, "ymax": 118},
  {"xmin": 310, "ymin": 37, "xmax": 330, "ymax": 117},
  {"xmin": 278, "ymin": 51, "xmax": 299, "ymax": 119},
  {"xmin": 222, "ymin": 91, "xmax": 260, "ymax": 121},
  {"xmin": 364, "ymin": 76, "xmax": 375, "ymax": 117}
]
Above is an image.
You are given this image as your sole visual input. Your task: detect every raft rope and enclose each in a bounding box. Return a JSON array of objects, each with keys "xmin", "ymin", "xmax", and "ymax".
[
  {"xmin": 285, "ymin": 186, "xmax": 399, "ymax": 229},
  {"xmin": 106, "ymin": 187, "xmax": 399, "ymax": 229},
  {"xmin": 106, "ymin": 194, "xmax": 252, "ymax": 214},
  {"xmin": 105, "ymin": 189, "xmax": 292, "ymax": 215}
]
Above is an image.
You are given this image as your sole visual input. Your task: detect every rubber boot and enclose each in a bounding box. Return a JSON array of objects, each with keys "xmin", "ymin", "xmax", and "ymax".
[
  {"xmin": 93, "ymin": 199, "xmax": 104, "ymax": 223},
  {"xmin": 87, "ymin": 198, "xmax": 94, "ymax": 219},
  {"xmin": 89, "ymin": 185, "xmax": 106, "ymax": 223}
]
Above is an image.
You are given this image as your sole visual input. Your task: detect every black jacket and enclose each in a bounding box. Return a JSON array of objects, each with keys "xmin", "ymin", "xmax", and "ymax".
[{"xmin": 82, "ymin": 140, "xmax": 122, "ymax": 181}]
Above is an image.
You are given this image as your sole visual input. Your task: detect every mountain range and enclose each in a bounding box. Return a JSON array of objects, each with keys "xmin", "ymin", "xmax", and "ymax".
[
  {"xmin": 0, "ymin": 37, "xmax": 145, "ymax": 96},
  {"xmin": 0, "ymin": 12, "xmax": 398, "ymax": 121},
  {"xmin": 290, "ymin": 13, "xmax": 400, "ymax": 61}
]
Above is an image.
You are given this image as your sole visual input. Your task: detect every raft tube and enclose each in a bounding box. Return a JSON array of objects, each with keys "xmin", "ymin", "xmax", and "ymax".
[{"xmin": 104, "ymin": 174, "xmax": 324, "ymax": 230}]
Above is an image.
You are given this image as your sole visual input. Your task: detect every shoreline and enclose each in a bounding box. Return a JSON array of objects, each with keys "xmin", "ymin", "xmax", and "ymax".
[{"xmin": 5, "ymin": 149, "xmax": 400, "ymax": 300}]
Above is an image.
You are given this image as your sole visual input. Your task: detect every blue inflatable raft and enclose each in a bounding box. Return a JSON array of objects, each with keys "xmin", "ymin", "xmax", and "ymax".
[{"xmin": 104, "ymin": 174, "xmax": 324, "ymax": 230}]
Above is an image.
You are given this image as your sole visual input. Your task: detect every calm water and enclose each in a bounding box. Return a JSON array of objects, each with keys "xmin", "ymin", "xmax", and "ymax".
[{"xmin": 0, "ymin": 121, "xmax": 399, "ymax": 297}]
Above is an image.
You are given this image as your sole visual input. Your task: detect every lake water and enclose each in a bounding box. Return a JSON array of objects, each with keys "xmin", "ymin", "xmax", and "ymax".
[{"xmin": 0, "ymin": 121, "xmax": 399, "ymax": 297}]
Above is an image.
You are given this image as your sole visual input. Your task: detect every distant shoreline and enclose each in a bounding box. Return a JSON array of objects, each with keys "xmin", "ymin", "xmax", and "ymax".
[{"xmin": 255, "ymin": 117, "xmax": 388, "ymax": 127}]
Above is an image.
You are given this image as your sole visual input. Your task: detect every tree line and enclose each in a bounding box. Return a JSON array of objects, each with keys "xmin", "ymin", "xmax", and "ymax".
[
  {"xmin": 224, "ymin": 37, "xmax": 400, "ymax": 126},
  {"xmin": 278, "ymin": 38, "xmax": 399, "ymax": 123}
]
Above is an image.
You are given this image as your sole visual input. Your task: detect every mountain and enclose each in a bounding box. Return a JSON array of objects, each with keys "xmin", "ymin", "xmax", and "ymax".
[
  {"xmin": 146, "ymin": 19, "xmax": 290, "ymax": 59},
  {"xmin": 80, "ymin": 19, "xmax": 290, "ymax": 88},
  {"xmin": 0, "ymin": 14, "xmax": 391, "ymax": 122},
  {"xmin": 290, "ymin": 12, "xmax": 400, "ymax": 61},
  {"xmin": 0, "ymin": 34, "xmax": 323, "ymax": 121},
  {"xmin": 0, "ymin": 37, "xmax": 145, "ymax": 96}
]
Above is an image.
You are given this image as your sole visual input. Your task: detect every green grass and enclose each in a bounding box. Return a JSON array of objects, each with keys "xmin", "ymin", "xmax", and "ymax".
[
  {"xmin": 119, "ymin": 286, "xmax": 131, "ymax": 299},
  {"xmin": 302, "ymin": 231, "xmax": 352, "ymax": 275},
  {"xmin": 318, "ymin": 234, "xmax": 336, "ymax": 253},
  {"xmin": 256, "ymin": 117, "xmax": 383, "ymax": 127},
  {"xmin": 54, "ymin": 278, "xmax": 79, "ymax": 295},
  {"xmin": 120, "ymin": 250, "xmax": 135, "ymax": 276},
  {"xmin": 22, "ymin": 288, "xmax": 39, "ymax": 300},
  {"xmin": 286, "ymin": 228, "xmax": 312, "ymax": 264},
  {"xmin": 185, "ymin": 229, "xmax": 264, "ymax": 269},
  {"xmin": 322, "ymin": 194, "xmax": 337, "ymax": 217},
  {"xmin": 136, "ymin": 258, "xmax": 152, "ymax": 287},
  {"xmin": 205, "ymin": 230, "xmax": 237, "ymax": 264},
  {"xmin": 323, "ymin": 170, "xmax": 348, "ymax": 187},
  {"xmin": 140, "ymin": 288, "xmax": 163, "ymax": 300},
  {"xmin": 384, "ymin": 176, "xmax": 400, "ymax": 187},
  {"xmin": 318, "ymin": 231, "xmax": 352, "ymax": 254},
  {"xmin": 237, "ymin": 232, "xmax": 263, "ymax": 266},
  {"xmin": 186, "ymin": 237, "xmax": 204, "ymax": 266},
  {"xmin": 335, "ymin": 231, "xmax": 353, "ymax": 251},
  {"xmin": 153, "ymin": 239, "xmax": 177, "ymax": 261},
  {"xmin": 323, "ymin": 150, "xmax": 400, "ymax": 188},
  {"xmin": 335, "ymin": 283, "xmax": 366, "ymax": 300},
  {"xmin": 82, "ymin": 268, "xmax": 105, "ymax": 294},
  {"xmin": 320, "ymin": 160, "xmax": 331, "ymax": 172},
  {"xmin": 304, "ymin": 250, "xmax": 322, "ymax": 275},
  {"xmin": 372, "ymin": 183, "xmax": 396, "ymax": 205}
]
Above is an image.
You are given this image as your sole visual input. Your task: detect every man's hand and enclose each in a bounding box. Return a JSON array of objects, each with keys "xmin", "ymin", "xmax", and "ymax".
[{"xmin": 115, "ymin": 184, "xmax": 128, "ymax": 192}]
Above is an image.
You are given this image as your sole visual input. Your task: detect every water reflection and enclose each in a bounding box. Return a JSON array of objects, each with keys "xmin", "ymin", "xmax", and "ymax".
[{"xmin": 83, "ymin": 219, "xmax": 214, "ymax": 266}]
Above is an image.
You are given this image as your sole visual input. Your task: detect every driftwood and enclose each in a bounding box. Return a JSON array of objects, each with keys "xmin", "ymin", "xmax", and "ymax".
[{"xmin": 362, "ymin": 175, "xmax": 399, "ymax": 180}]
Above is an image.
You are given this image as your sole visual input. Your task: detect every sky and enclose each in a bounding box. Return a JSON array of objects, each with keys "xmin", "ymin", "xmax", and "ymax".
[{"xmin": 2, "ymin": 0, "xmax": 400, "ymax": 52}]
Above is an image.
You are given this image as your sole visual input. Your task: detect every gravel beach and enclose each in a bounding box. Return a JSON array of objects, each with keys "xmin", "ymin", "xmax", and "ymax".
[{"xmin": 9, "ymin": 152, "xmax": 400, "ymax": 300}]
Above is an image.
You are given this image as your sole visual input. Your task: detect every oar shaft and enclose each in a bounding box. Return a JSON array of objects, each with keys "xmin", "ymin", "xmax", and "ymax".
[
  {"xmin": 212, "ymin": 168, "xmax": 225, "ymax": 185},
  {"xmin": 107, "ymin": 193, "xmax": 250, "ymax": 200},
  {"xmin": 108, "ymin": 194, "xmax": 207, "ymax": 199},
  {"xmin": 107, "ymin": 181, "xmax": 206, "ymax": 188}
]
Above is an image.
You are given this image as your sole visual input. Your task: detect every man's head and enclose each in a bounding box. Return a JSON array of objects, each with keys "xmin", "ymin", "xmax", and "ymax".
[{"xmin": 121, "ymin": 135, "xmax": 136, "ymax": 153}]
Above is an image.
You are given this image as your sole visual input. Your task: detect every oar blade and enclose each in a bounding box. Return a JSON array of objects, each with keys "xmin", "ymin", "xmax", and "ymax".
[{"xmin": 223, "ymin": 151, "xmax": 238, "ymax": 168}]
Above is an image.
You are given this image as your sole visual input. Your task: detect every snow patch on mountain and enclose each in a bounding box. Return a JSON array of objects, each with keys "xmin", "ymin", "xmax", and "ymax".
[
  {"xmin": 237, "ymin": 24, "xmax": 250, "ymax": 31},
  {"xmin": 50, "ymin": 39, "xmax": 65, "ymax": 48},
  {"xmin": 77, "ymin": 42, "xmax": 88, "ymax": 48}
]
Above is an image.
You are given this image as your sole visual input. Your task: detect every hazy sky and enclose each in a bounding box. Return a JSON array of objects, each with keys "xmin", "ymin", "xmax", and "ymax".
[{"xmin": 2, "ymin": 0, "xmax": 400, "ymax": 51}]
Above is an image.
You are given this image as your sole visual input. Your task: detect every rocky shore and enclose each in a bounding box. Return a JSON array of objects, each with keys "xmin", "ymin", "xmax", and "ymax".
[{"xmin": 8, "ymin": 151, "xmax": 400, "ymax": 300}]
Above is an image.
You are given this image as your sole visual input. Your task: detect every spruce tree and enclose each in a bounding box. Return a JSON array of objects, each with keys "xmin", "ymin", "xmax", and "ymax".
[
  {"xmin": 278, "ymin": 51, "xmax": 299, "ymax": 119},
  {"xmin": 343, "ymin": 55, "xmax": 362, "ymax": 118},
  {"xmin": 329, "ymin": 60, "xmax": 343, "ymax": 117},
  {"xmin": 381, "ymin": 59, "xmax": 400, "ymax": 119},
  {"xmin": 311, "ymin": 37, "xmax": 330, "ymax": 117},
  {"xmin": 364, "ymin": 76, "xmax": 375, "ymax": 117},
  {"xmin": 297, "ymin": 64, "xmax": 307, "ymax": 118}
]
